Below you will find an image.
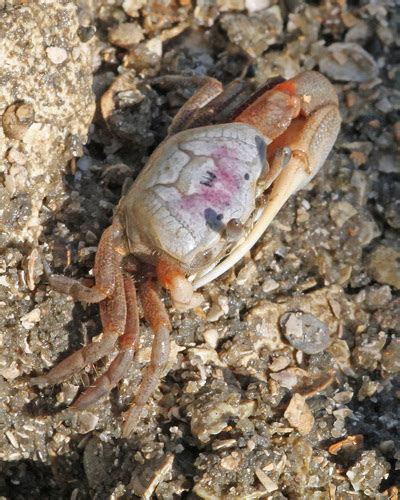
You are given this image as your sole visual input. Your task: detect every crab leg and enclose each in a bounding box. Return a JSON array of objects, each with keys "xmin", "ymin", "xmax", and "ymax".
[
  {"xmin": 150, "ymin": 75, "xmax": 223, "ymax": 135},
  {"xmin": 192, "ymin": 72, "xmax": 341, "ymax": 289},
  {"xmin": 32, "ymin": 222, "xmax": 128, "ymax": 386},
  {"xmin": 73, "ymin": 275, "xmax": 139, "ymax": 409},
  {"xmin": 122, "ymin": 279, "xmax": 171, "ymax": 438},
  {"xmin": 47, "ymin": 223, "xmax": 125, "ymax": 303},
  {"xmin": 31, "ymin": 268, "xmax": 127, "ymax": 386}
]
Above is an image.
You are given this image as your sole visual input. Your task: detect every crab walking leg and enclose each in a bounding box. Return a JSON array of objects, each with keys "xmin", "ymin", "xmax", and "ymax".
[
  {"xmin": 47, "ymin": 222, "xmax": 125, "ymax": 303},
  {"xmin": 31, "ymin": 267, "xmax": 127, "ymax": 386},
  {"xmin": 73, "ymin": 275, "xmax": 139, "ymax": 409},
  {"xmin": 122, "ymin": 280, "xmax": 172, "ymax": 438},
  {"xmin": 150, "ymin": 75, "xmax": 223, "ymax": 135},
  {"xmin": 193, "ymin": 102, "xmax": 341, "ymax": 289}
]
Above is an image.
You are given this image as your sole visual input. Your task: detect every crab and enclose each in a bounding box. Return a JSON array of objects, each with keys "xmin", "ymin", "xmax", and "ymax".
[{"xmin": 31, "ymin": 71, "xmax": 341, "ymax": 437}]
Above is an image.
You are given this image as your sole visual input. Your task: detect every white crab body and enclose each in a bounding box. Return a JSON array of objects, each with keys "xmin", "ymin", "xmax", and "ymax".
[{"xmin": 119, "ymin": 123, "xmax": 269, "ymax": 269}]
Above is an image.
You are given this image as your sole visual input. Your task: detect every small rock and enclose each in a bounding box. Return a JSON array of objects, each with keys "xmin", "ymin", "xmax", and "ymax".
[
  {"xmin": 270, "ymin": 370, "xmax": 298, "ymax": 389},
  {"xmin": 346, "ymin": 450, "xmax": 390, "ymax": 493},
  {"xmin": 122, "ymin": 0, "xmax": 146, "ymax": 17},
  {"xmin": 245, "ymin": 0, "xmax": 270, "ymax": 12},
  {"xmin": 262, "ymin": 278, "xmax": 279, "ymax": 293},
  {"xmin": 355, "ymin": 212, "xmax": 381, "ymax": 247},
  {"xmin": 373, "ymin": 298, "xmax": 400, "ymax": 332},
  {"xmin": 381, "ymin": 339, "xmax": 400, "ymax": 374},
  {"xmin": 203, "ymin": 329, "xmax": 219, "ymax": 349},
  {"xmin": 108, "ymin": 22, "xmax": 144, "ymax": 49},
  {"xmin": 220, "ymin": 6, "xmax": 282, "ymax": 57},
  {"xmin": 366, "ymin": 246, "xmax": 400, "ymax": 289},
  {"xmin": 345, "ymin": 20, "xmax": 373, "ymax": 44},
  {"xmin": 255, "ymin": 468, "xmax": 278, "ymax": 493},
  {"xmin": 357, "ymin": 377, "xmax": 380, "ymax": 401},
  {"xmin": 364, "ymin": 285, "xmax": 392, "ymax": 310},
  {"xmin": 269, "ymin": 355, "xmax": 291, "ymax": 372},
  {"xmin": 329, "ymin": 201, "xmax": 357, "ymax": 228},
  {"xmin": 284, "ymin": 393, "xmax": 314, "ymax": 436},
  {"xmin": 217, "ymin": 0, "xmax": 245, "ymax": 11},
  {"xmin": 46, "ymin": 46, "xmax": 68, "ymax": 64},
  {"xmin": 129, "ymin": 454, "xmax": 174, "ymax": 499},
  {"xmin": 77, "ymin": 412, "xmax": 99, "ymax": 434},
  {"xmin": 378, "ymin": 154, "xmax": 398, "ymax": 174},
  {"xmin": 385, "ymin": 200, "xmax": 400, "ymax": 228},
  {"xmin": 279, "ymin": 311, "xmax": 330, "ymax": 354},
  {"xmin": 319, "ymin": 42, "xmax": 379, "ymax": 82},
  {"xmin": 20, "ymin": 308, "xmax": 41, "ymax": 330},
  {"xmin": 236, "ymin": 260, "xmax": 258, "ymax": 286},
  {"xmin": 220, "ymin": 453, "xmax": 241, "ymax": 470},
  {"xmin": 0, "ymin": 361, "xmax": 21, "ymax": 381}
]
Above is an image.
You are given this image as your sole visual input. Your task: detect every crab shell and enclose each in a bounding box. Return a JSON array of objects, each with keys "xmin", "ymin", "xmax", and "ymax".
[{"xmin": 118, "ymin": 123, "xmax": 269, "ymax": 272}]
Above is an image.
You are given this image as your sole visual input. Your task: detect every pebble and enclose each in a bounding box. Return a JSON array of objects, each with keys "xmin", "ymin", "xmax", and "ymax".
[
  {"xmin": 108, "ymin": 22, "xmax": 144, "ymax": 48},
  {"xmin": 220, "ymin": 454, "xmax": 241, "ymax": 470},
  {"xmin": 366, "ymin": 246, "xmax": 400, "ymax": 289},
  {"xmin": 319, "ymin": 42, "xmax": 379, "ymax": 82},
  {"xmin": 20, "ymin": 307, "xmax": 41, "ymax": 330},
  {"xmin": 255, "ymin": 468, "xmax": 278, "ymax": 493},
  {"xmin": 378, "ymin": 154, "xmax": 398, "ymax": 174},
  {"xmin": 268, "ymin": 355, "xmax": 290, "ymax": 372},
  {"xmin": 203, "ymin": 329, "xmax": 219, "ymax": 349},
  {"xmin": 46, "ymin": 46, "xmax": 68, "ymax": 64},
  {"xmin": 329, "ymin": 200, "xmax": 357, "ymax": 228},
  {"xmin": 77, "ymin": 412, "xmax": 99, "ymax": 434},
  {"xmin": 220, "ymin": 6, "xmax": 283, "ymax": 57},
  {"xmin": 122, "ymin": 0, "xmax": 146, "ymax": 17},
  {"xmin": 284, "ymin": 393, "xmax": 314, "ymax": 436},
  {"xmin": 245, "ymin": 0, "xmax": 270, "ymax": 12},
  {"xmin": 381, "ymin": 339, "xmax": 400, "ymax": 374},
  {"xmin": 279, "ymin": 311, "xmax": 330, "ymax": 355},
  {"xmin": 385, "ymin": 200, "xmax": 400, "ymax": 228}
]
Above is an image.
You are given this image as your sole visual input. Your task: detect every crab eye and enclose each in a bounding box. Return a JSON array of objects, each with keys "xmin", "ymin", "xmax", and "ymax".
[
  {"xmin": 191, "ymin": 242, "xmax": 225, "ymax": 269},
  {"xmin": 225, "ymin": 218, "xmax": 245, "ymax": 242}
]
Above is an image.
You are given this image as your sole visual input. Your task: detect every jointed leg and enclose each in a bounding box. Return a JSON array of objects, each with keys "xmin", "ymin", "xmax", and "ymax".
[
  {"xmin": 73, "ymin": 274, "xmax": 139, "ymax": 409},
  {"xmin": 47, "ymin": 222, "xmax": 126, "ymax": 303},
  {"xmin": 122, "ymin": 279, "xmax": 171, "ymax": 438},
  {"xmin": 31, "ymin": 267, "xmax": 127, "ymax": 386},
  {"xmin": 32, "ymin": 221, "xmax": 128, "ymax": 387},
  {"xmin": 150, "ymin": 75, "xmax": 223, "ymax": 135}
]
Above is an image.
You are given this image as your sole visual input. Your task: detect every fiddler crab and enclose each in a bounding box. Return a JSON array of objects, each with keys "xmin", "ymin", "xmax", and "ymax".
[{"xmin": 31, "ymin": 71, "xmax": 341, "ymax": 437}]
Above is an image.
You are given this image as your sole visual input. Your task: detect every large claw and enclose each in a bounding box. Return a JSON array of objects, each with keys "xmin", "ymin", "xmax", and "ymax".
[{"xmin": 192, "ymin": 71, "xmax": 341, "ymax": 290}]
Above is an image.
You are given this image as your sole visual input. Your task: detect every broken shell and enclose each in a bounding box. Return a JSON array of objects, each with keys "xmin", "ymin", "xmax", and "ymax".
[
  {"xmin": 2, "ymin": 102, "xmax": 34, "ymax": 140},
  {"xmin": 284, "ymin": 393, "xmax": 315, "ymax": 436},
  {"xmin": 328, "ymin": 434, "xmax": 364, "ymax": 456}
]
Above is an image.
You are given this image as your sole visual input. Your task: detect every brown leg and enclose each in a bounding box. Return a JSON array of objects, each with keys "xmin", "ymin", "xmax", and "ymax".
[
  {"xmin": 47, "ymin": 222, "xmax": 126, "ymax": 303},
  {"xmin": 73, "ymin": 274, "xmax": 139, "ymax": 409},
  {"xmin": 122, "ymin": 279, "xmax": 171, "ymax": 438},
  {"xmin": 150, "ymin": 75, "xmax": 223, "ymax": 135},
  {"xmin": 185, "ymin": 79, "xmax": 252, "ymax": 129},
  {"xmin": 31, "ymin": 221, "xmax": 128, "ymax": 387},
  {"xmin": 31, "ymin": 266, "xmax": 127, "ymax": 386}
]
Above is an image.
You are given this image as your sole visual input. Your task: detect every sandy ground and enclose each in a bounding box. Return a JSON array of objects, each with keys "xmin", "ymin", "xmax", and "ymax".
[{"xmin": 0, "ymin": 1, "xmax": 399, "ymax": 498}]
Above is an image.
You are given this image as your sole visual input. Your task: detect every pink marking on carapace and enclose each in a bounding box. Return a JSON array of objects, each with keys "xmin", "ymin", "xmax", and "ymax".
[{"xmin": 180, "ymin": 145, "xmax": 244, "ymax": 216}]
